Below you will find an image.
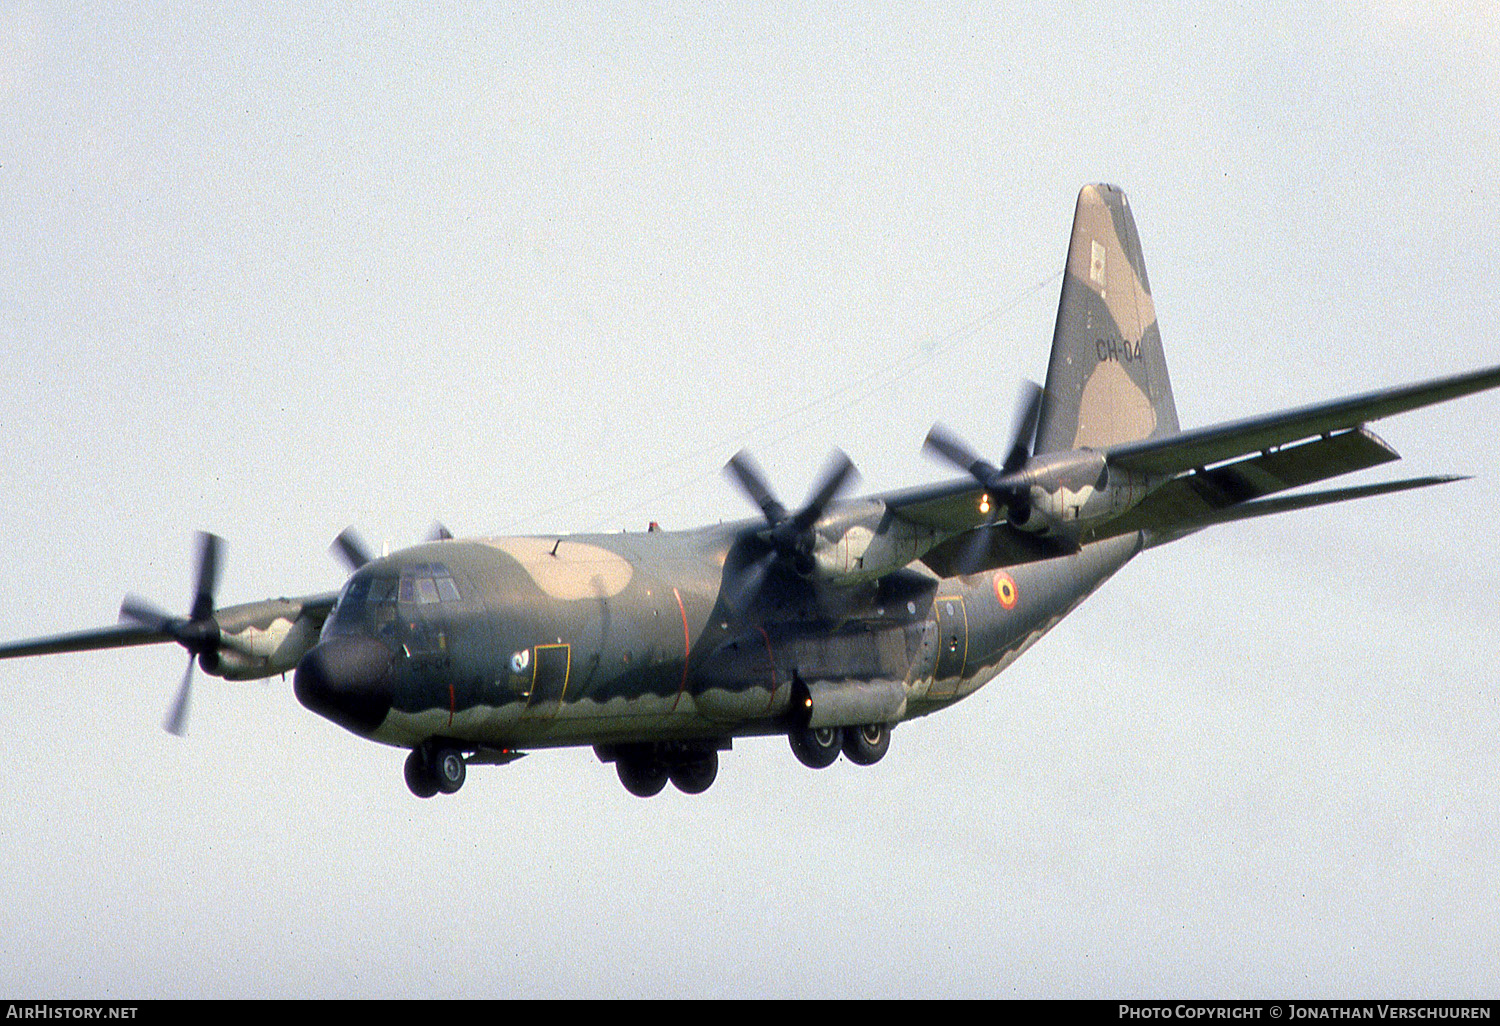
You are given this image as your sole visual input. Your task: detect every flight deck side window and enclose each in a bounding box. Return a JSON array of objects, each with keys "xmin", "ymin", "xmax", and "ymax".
[{"xmin": 327, "ymin": 574, "xmax": 399, "ymax": 638}]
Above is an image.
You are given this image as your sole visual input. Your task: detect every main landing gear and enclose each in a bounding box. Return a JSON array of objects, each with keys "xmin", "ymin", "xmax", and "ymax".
[
  {"xmin": 404, "ymin": 741, "xmax": 467, "ymax": 798},
  {"xmin": 788, "ymin": 722, "xmax": 892, "ymax": 770},
  {"xmin": 599, "ymin": 741, "xmax": 724, "ymax": 797}
]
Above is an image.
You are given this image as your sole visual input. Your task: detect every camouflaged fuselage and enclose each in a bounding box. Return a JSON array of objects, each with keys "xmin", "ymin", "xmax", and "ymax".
[{"xmin": 312, "ymin": 518, "xmax": 1141, "ymax": 753}]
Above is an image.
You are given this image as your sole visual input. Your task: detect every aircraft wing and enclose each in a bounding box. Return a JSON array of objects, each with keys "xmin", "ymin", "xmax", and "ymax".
[
  {"xmin": 1078, "ymin": 426, "xmax": 1403, "ymax": 544},
  {"xmin": 0, "ymin": 592, "xmax": 338, "ymax": 663},
  {"xmin": 893, "ymin": 362, "xmax": 1500, "ymax": 577},
  {"xmin": 1103, "ymin": 363, "xmax": 1500, "ymax": 477},
  {"xmin": 0, "ymin": 622, "xmax": 173, "ymax": 660},
  {"xmin": 1133, "ymin": 474, "xmax": 1465, "ymax": 548}
]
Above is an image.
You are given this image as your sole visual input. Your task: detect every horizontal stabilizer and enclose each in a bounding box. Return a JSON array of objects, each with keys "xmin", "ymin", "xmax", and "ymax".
[
  {"xmin": 1142, "ymin": 475, "xmax": 1466, "ymax": 547},
  {"xmin": 1106, "ymin": 363, "xmax": 1500, "ymax": 477}
]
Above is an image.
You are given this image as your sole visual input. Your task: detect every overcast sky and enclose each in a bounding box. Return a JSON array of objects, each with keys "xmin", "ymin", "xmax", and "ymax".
[{"xmin": 1, "ymin": 2, "xmax": 1497, "ymax": 998}]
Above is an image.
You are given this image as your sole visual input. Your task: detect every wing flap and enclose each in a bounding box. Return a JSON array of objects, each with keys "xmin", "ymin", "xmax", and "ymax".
[
  {"xmin": 918, "ymin": 525, "xmax": 1069, "ymax": 577},
  {"xmin": 1085, "ymin": 427, "xmax": 1400, "ymax": 542}
]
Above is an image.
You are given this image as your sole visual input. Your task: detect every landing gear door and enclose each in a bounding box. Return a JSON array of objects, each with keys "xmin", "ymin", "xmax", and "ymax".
[{"xmin": 930, "ymin": 595, "xmax": 968, "ymax": 698}]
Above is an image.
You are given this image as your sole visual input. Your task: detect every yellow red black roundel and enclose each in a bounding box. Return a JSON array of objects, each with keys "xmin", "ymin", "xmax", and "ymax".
[{"xmin": 993, "ymin": 570, "xmax": 1018, "ymax": 610}]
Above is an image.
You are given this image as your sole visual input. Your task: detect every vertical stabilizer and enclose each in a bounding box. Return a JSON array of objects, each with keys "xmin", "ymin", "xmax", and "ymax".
[{"xmin": 1033, "ymin": 184, "xmax": 1179, "ymax": 454}]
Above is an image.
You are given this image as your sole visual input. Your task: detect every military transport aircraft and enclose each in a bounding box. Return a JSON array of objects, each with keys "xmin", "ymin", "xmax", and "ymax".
[{"xmin": 4, "ymin": 184, "xmax": 1499, "ymax": 799}]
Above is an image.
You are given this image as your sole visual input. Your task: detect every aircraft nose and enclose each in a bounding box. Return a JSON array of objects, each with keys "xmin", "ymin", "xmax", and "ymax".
[{"xmin": 293, "ymin": 636, "xmax": 396, "ymax": 735}]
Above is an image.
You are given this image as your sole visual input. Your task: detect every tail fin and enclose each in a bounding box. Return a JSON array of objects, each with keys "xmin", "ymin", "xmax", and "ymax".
[{"xmin": 1033, "ymin": 184, "xmax": 1180, "ymax": 454}]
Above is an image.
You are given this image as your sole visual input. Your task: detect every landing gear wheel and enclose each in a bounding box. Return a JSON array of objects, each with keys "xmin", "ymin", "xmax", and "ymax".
[
  {"xmin": 668, "ymin": 751, "xmax": 719, "ymax": 794},
  {"xmin": 789, "ymin": 725, "xmax": 843, "ymax": 769},
  {"xmin": 617, "ymin": 754, "xmax": 669, "ymax": 797},
  {"xmin": 842, "ymin": 723, "xmax": 891, "ymax": 766},
  {"xmin": 432, "ymin": 746, "xmax": 466, "ymax": 794},
  {"xmin": 404, "ymin": 748, "xmax": 439, "ymax": 799}
]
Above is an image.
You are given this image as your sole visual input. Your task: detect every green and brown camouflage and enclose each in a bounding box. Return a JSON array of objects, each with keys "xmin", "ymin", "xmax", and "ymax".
[{"xmin": 5, "ymin": 184, "xmax": 1500, "ymax": 798}]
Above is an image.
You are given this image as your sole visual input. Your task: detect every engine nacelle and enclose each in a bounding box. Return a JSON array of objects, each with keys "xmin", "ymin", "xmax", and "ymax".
[
  {"xmin": 206, "ymin": 610, "xmax": 324, "ymax": 680},
  {"xmin": 1005, "ymin": 449, "xmax": 1109, "ymax": 535},
  {"xmin": 808, "ymin": 500, "xmax": 941, "ymax": 587}
]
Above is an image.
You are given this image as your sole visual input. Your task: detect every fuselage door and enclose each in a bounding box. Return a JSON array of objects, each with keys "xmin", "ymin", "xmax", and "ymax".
[
  {"xmin": 522, "ymin": 643, "xmax": 572, "ymax": 719},
  {"xmin": 930, "ymin": 594, "xmax": 968, "ymax": 697}
]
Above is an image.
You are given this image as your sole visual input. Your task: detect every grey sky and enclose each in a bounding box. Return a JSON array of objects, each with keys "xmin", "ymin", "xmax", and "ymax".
[{"xmin": 0, "ymin": 2, "xmax": 1496, "ymax": 998}]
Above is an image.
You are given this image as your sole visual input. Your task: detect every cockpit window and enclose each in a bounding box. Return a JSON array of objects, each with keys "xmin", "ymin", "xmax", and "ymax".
[
  {"xmin": 366, "ymin": 576, "xmax": 396, "ymax": 605},
  {"xmin": 400, "ymin": 562, "xmax": 463, "ymax": 607},
  {"xmin": 323, "ymin": 562, "xmax": 465, "ymax": 642}
]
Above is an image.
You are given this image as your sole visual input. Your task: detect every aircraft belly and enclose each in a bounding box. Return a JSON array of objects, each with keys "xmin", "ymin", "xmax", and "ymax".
[{"xmin": 374, "ymin": 692, "xmax": 723, "ymax": 749}]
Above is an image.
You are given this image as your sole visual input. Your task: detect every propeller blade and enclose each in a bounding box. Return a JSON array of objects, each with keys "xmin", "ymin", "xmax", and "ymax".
[
  {"xmin": 725, "ymin": 451, "xmax": 789, "ymax": 526},
  {"xmin": 720, "ymin": 546, "xmax": 776, "ymax": 614},
  {"xmin": 924, "ymin": 379, "xmax": 1044, "ymax": 527},
  {"xmin": 1001, "ymin": 379, "xmax": 1043, "ymax": 474},
  {"xmin": 189, "ymin": 531, "xmax": 223, "ymax": 623},
  {"xmin": 119, "ymin": 594, "xmax": 177, "ymax": 633},
  {"xmin": 163, "ymin": 657, "xmax": 194, "ymax": 737},
  {"xmin": 725, "ymin": 448, "xmax": 860, "ymax": 588},
  {"xmin": 332, "ymin": 527, "xmax": 373, "ymax": 573},
  {"xmin": 924, "ymin": 424, "xmax": 1002, "ymax": 484},
  {"xmin": 116, "ymin": 531, "xmax": 226, "ymax": 737},
  {"xmin": 941, "ymin": 523, "xmax": 993, "ymax": 577},
  {"xmin": 789, "ymin": 449, "xmax": 859, "ymax": 533}
]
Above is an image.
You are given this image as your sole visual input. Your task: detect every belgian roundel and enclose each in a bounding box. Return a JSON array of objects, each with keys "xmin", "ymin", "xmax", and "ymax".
[{"xmin": 993, "ymin": 571, "xmax": 1018, "ymax": 610}]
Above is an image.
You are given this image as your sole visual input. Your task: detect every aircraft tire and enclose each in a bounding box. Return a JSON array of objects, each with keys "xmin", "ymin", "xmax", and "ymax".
[
  {"xmin": 842, "ymin": 723, "xmax": 891, "ymax": 766},
  {"xmin": 404, "ymin": 748, "xmax": 439, "ymax": 799},
  {"xmin": 617, "ymin": 754, "xmax": 669, "ymax": 797},
  {"xmin": 432, "ymin": 746, "xmax": 466, "ymax": 794},
  {"xmin": 668, "ymin": 751, "xmax": 718, "ymax": 794},
  {"xmin": 789, "ymin": 726, "xmax": 843, "ymax": 769}
]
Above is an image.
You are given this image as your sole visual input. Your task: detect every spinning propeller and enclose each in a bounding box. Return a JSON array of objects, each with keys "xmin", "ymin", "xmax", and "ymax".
[
  {"xmin": 330, "ymin": 523, "xmax": 453, "ymax": 574},
  {"xmin": 924, "ymin": 379, "xmax": 1044, "ymax": 524},
  {"xmin": 117, "ymin": 531, "xmax": 224, "ymax": 737},
  {"xmin": 722, "ymin": 449, "xmax": 859, "ymax": 608}
]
